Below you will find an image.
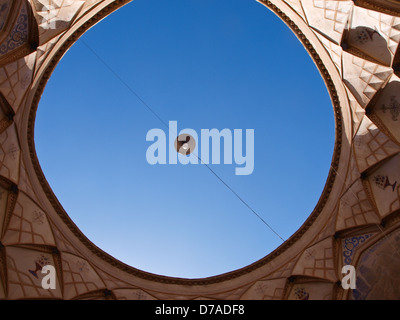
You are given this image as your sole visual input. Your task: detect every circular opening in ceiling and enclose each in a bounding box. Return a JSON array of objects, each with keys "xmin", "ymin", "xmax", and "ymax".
[{"xmin": 34, "ymin": 0, "xmax": 335, "ymax": 279}]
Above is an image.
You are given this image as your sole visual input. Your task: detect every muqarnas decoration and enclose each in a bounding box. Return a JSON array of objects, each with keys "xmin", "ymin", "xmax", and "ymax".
[
  {"xmin": 374, "ymin": 175, "xmax": 397, "ymax": 192},
  {"xmin": 28, "ymin": 254, "xmax": 50, "ymax": 279},
  {"xmin": 381, "ymin": 96, "xmax": 400, "ymax": 122},
  {"xmin": 294, "ymin": 287, "xmax": 309, "ymax": 300}
]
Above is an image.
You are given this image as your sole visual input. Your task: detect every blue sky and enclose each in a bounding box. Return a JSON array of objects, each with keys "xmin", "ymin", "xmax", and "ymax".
[{"xmin": 34, "ymin": 0, "xmax": 335, "ymax": 278}]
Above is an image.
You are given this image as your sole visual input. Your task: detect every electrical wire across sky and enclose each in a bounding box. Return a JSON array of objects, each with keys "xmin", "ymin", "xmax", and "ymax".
[
  {"xmin": 81, "ymin": 35, "xmax": 400, "ymax": 264},
  {"xmin": 81, "ymin": 39, "xmax": 287, "ymax": 244}
]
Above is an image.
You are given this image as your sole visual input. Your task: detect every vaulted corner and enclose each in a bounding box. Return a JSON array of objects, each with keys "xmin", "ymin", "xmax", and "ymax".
[{"xmin": 0, "ymin": 0, "xmax": 39, "ymax": 68}]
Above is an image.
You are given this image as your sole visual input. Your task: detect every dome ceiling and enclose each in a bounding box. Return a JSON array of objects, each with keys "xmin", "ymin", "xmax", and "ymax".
[{"xmin": 0, "ymin": 0, "xmax": 399, "ymax": 300}]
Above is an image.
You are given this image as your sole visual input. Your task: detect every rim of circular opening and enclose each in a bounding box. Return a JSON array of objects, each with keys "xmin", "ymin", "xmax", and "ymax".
[{"xmin": 27, "ymin": 0, "xmax": 343, "ymax": 285}]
